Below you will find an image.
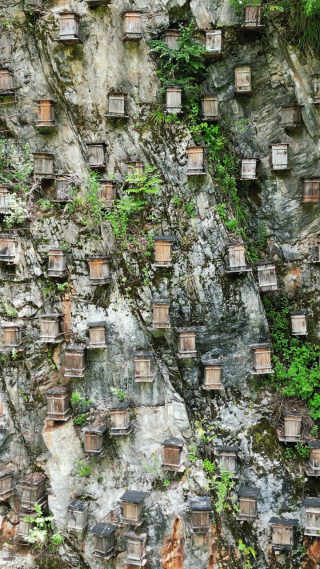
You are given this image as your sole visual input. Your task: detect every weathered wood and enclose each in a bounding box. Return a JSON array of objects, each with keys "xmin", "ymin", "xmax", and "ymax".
[
  {"xmin": 290, "ymin": 311, "xmax": 307, "ymax": 335},
  {"xmin": 204, "ymin": 30, "xmax": 222, "ymax": 57},
  {"xmin": 33, "ymin": 153, "xmax": 54, "ymax": 178},
  {"xmin": 48, "ymin": 247, "xmax": 67, "ymax": 277},
  {"xmin": 153, "ymin": 300, "xmax": 170, "ymax": 328},
  {"xmin": 166, "ymin": 87, "xmax": 182, "ymax": 114},
  {"xmin": 234, "ymin": 66, "xmax": 252, "ymax": 96},
  {"xmin": 270, "ymin": 144, "xmax": 289, "ymax": 170},
  {"xmin": 201, "ymin": 94, "xmax": 218, "ymax": 121},
  {"xmin": 36, "ymin": 100, "xmax": 55, "ymax": 128},
  {"xmin": 280, "ymin": 105, "xmax": 303, "ymax": 128},
  {"xmin": 87, "ymin": 257, "xmax": 111, "ymax": 285},
  {"xmin": 250, "ymin": 344, "xmax": 273, "ymax": 374},
  {"xmin": 58, "ymin": 12, "xmax": 81, "ymax": 44},
  {"xmin": 240, "ymin": 158, "xmax": 258, "ymax": 180},
  {"xmin": 186, "ymin": 146, "xmax": 205, "ymax": 175},
  {"xmin": 257, "ymin": 262, "xmax": 277, "ymax": 291},
  {"xmin": 177, "ymin": 329, "xmax": 197, "ymax": 358},
  {"xmin": 107, "ymin": 93, "xmax": 128, "ymax": 117},
  {"xmin": 46, "ymin": 386, "xmax": 71, "ymax": 421},
  {"xmin": 64, "ymin": 344, "xmax": 87, "ymax": 377},
  {"xmin": 244, "ymin": 5, "xmax": 263, "ymax": 28},
  {"xmin": 0, "ymin": 68, "xmax": 14, "ymax": 94},
  {"xmin": 161, "ymin": 29, "xmax": 179, "ymax": 49},
  {"xmin": 98, "ymin": 179, "xmax": 117, "ymax": 207},
  {"xmin": 0, "ymin": 186, "xmax": 10, "ymax": 213},
  {"xmin": 86, "ymin": 143, "xmax": 106, "ymax": 168},
  {"xmin": 0, "ymin": 234, "xmax": 17, "ymax": 264},
  {"xmin": 302, "ymin": 178, "xmax": 320, "ymax": 203},
  {"xmin": 122, "ymin": 11, "xmax": 142, "ymax": 43}
]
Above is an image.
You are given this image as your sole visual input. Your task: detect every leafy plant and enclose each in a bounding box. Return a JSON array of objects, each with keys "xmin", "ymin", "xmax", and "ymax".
[
  {"xmin": 188, "ymin": 445, "xmax": 198, "ymax": 462},
  {"xmin": 184, "ymin": 201, "xmax": 195, "ymax": 217},
  {"xmin": 202, "ymin": 459, "xmax": 235, "ymax": 513},
  {"xmin": 77, "ymin": 461, "xmax": 92, "ymax": 477},
  {"xmin": 71, "ymin": 392, "xmax": 93, "ymax": 412},
  {"xmin": 73, "ymin": 414, "xmax": 88, "ymax": 426},
  {"xmin": 24, "ymin": 504, "xmax": 61, "ymax": 549},
  {"xmin": 3, "ymin": 303, "xmax": 18, "ymax": 318},
  {"xmin": 238, "ymin": 539, "xmax": 256, "ymax": 569},
  {"xmin": 195, "ymin": 420, "xmax": 216, "ymax": 443},
  {"xmin": 110, "ymin": 387, "xmax": 128, "ymax": 402},
  {"xmin": 263, "ymin": 294, "xmax": 320, "ymax": 418},
  {"xmin": 311, "ymin": 425, "xmax": 319, "ymax": 437}
]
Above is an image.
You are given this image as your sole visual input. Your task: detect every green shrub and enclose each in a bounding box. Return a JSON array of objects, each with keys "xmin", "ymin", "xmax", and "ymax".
[{"xmin": 77, "ymin": 461, "xmax": 92, "ymax": 477}]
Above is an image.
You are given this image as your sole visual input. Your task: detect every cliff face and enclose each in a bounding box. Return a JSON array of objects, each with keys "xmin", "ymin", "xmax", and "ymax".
[{"xmin": 1, "ymin": 0, "xmax": 320, "ymax": 568}]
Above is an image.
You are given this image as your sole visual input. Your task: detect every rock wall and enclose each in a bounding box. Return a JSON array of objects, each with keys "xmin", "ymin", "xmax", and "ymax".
[{"xmin": 1, "ymin": 0, "xmax": 320, "ymax": 568}]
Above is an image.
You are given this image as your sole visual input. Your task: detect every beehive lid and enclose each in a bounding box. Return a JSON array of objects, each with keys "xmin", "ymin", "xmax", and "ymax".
[
  {"xmin": 58, "ymin": 10, "xmax": 80, "ymax": 16},
  {"xmin": 86, "ymin": 141, "xmax": 107, "ymax": 146},
  {"xmin": 121, "ymin": 9, "xmax": 142, "ymax": 16},
  {"xmin": 201, "ymin": 357, "xmax": 224, "ymax": 366},
  {"xmin": 186, "ymin": 145, "xmax": 206, "ymax": 150},
  {"xmin": 46, "ymin": 386, "xmax": 69, "ymax": 395},
  {"xmin": 82, "ymin": 424, "xmax": 107, "ymax": 434},
  {"xmin": 0, "ymin": 234, "xmax": 17, "ymax": 239},
  {"xmin": 281, "ymin": 104, "xmax": 304, "ymax": 109},
  {"xmin": 233, "ymin": 63, "xmax": 251, "ymax": 68},
  {"xmin": 290, "ymin": 310, "xmax": 308, "ymax": 315},
  {"xmin": 268, "ymin": 517, "xmax": 299, "ymax": 527},
  {"xmin": 309, "ymin": 441, "xmax": 320, "ymax": 448},
  {"xmin": 87, "ymin": 321, "xmax": 107, "ymax": 328},
  {"xmin": 0, "ymin": 466, "xmax": 14, "ymax": 478},
  {"xmin": 21, "ymin": 472, "xmax": 46, "ymax": 485},
  {"xmin": 65, "ymin": 344, "xmax": 86, "ymax": 353},
  {"xmin": 176, "ymin": 327, "xmax": 196, "ymax": 332},
  {"xmin": 109, "ymin": 401, "xmax": 130, "ymax": 411},
  {"xmin": 162, "ymin": 437, "xmax": 185, "ymax": 448},
  {"xmin": 256, "ymin": 260, "xmax": 275, "ymax": 266},
  {"xmin": 304, "ymin": 497, "xmax": 320, "ymax": 508},
  {"xmin": 34, "ymin": 152, "xmax": 55, "ymax": 157},
  {"xmin": 98, "ymin": 178, "xmax": 117, "ymax": 183},
  {"xmin": 125, "ymin": 531, "xmax": 147, "ymax": 541},
  {"xmin": 268, "ymin": 142, "xmax": 289, "ymax": 147},
  {"xmin": 249, "ymin": 343, "xmax": 271, "ymax": 349},
  {"xmin": 35, "ymin": 97, "xmax": 55, "ymax": 102},
  {"xmin": 152, "ymin": 298, "xmax": 170, "ymax": 304},
  {"xmin": 87, "ymin": 256, "xmax": 109, "ymax": 260},
  {"xmin": 134, "ymin": 350, "xmax": 153, "ymax": 357},
  {"xmin": 91, "ymin": 522, "xmax": 118, "ymax": 536},
  {"xmin": 68, "ymin": 499, "xmax": 88, "ymax": 511},
  {"xmin": 238, "ymin": 486, "xmax": 260, "ymax": 498},
  {"xmin": 225, "ymin": 242, "xmax": 244, "ymax": 248},
  {"xmin": 189, "ymin": 497, "xmax": 211, "ymax": 511},
  {"xmin": 201, "ymin": 92, "xmax": 219, "ymax": 96},
  {"xmin": 153, "ymin": 235, "xmax": 175, "ymax": 241},
  {"xmin": 2, "ymin": 322, "xmax": 22, "ymax": 329},
  {"xmin": 120, "ymin": 490, "xmax": 147, "ymax": 503},
  {"xmin": 40, "ymin": 314, "xmax": 61, "ymax": 319},
  {"xmin": 216, "ymin": 445, "xmax": 239, "ymax": 452},
  {"xmin": 282, "ymin": 410, "xmax": 301, "ymax": 417},
  {"xmin": 48, "ymin": 247, "xmax": 65, "ymax": 251}
]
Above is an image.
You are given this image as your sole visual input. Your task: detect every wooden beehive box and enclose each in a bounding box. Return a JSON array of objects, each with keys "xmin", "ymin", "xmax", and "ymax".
[
  {"xmin": 166, "ymin": 87, "xmax": 182, "ymax": 114},
  {"xmin": 153, "ymin": 235, "xmax": 174, "ymax": 267},
  {"xmin": 269, "ymin": 143, "xmax": 289, "ymax": 171},
  {"xmin": 126, "ymin": 532, "xmax": 147, "ymax": 565},
  {"xmin": 82, "ymin": 425, "xmax": 107, "ymax": 456},
  {"xmin": 98, "ymin": 179, "xmax": 117, "ymax": 208},
  {"xmin": 301, "ymin": 177, "xmax": 320, "ymax": 203},
  {"xmin": 36, "ymin": 99, "xmax": 55, "ymax": 129},
  {"xmin": 0, "ymin": 467, "xmax": 14, "ymax": 501},
  {"xmin": 250, "ymin": 343, "xmax": 274, "ymax": 374},
  {"xmin": 2, "ymin": 323, "xmax": 22, "ymax": 351},
  {"xmin": 0, "ymin": 186, "xmax": 10, "ymax": 213},
  {"xmin": 48, "ymin": 247, "xmax": 68, "ymax": 277},
  {"xmin": 226, "ymin": 243, "xmax": 251, "ymax": 273},
  {"xmin": 64, "ymin": 344, "xmax": 87, "ymax": 377},
  {"xmin": 306, "ymin": 441, "xmax": 320, "ymax": 476},
  {"xmin": 67, "ymin": 499, "xmax": 89, "ymax": 533},
  {"xmin": 86, "ymin": 142, "xmax": 106, "ymax": 169},
  {"xmin": 202, "ymin": 358, "xmax": 223, "ymax": 390},
  {"xmin": 280, "ymin": 105, "xmax": 303, "ymax": 128},
  {"xmin": 0, "ymin": 68, "xmax": 14, "ymax": 95},
  {"xmin": 304, "ymin": 497, "xmax": 320, "ymax": 536},
  {"xmin": 87, "ymin": 256, "xmax": 111, "ymax": 285},
  {"xmin": 215, "ymin": 445, "xmax": 238, "ymax": 475},
  {"xmin": 152, "ymin": 299, "xmax": 170, "ymax": 329},
  {"xmin": 39, "ymin": 314, "xmax": 62, "ymax": 343},
  {"xmin": 269, "ymin": 517, "xmax": 298, "ymax": 551},
  {"xmin": 54, "ymin": 176, "xmax": 74, "ymax": 202},
  {"xmin": 20, "ymin": 472, "xmax": 46, "ymax": 511},
  {"xmin": 0, "ymin": 234, "xmax": 17, "ymax": 264},
  {"xmin": 176, "ymin": 327, "xmax": 197, "ymax": 358},
  {"xmin": 106, "ymin": 93, "xmax": 128, "ymax": 118},
  {"xmin": 91, "ymin": 522, "xmax": 118, "ymax": 559},
  {"xmin": 186, "ymin": 146, "xmax": 205, "ymax": 176},
  {"xmin": 33, "ymin": 153, "xmax": 54, "ymax": 179},
  {"xmin": 120, "ymin": 490, "xmax": 147, "ymax": 525},
  {"xmin": 46, "ymin": 386, "xmax": 71, "ymax": 422},
  {"xmin": 256, "ymin": 261, "xmax": 277, "ymax": 291},
  {"xmin": 201, "ymin": 93, "xmax": 219, "ymax": 121},
  {"xmin": 161, "ymin": 29, "xmax": 179, "ymax": 49},
  {"xmin": 109, "ymin": 401, "xmax": 132, "ymax": 435},
  {"xmin": 189, "ymin": 497, "xmax": 211, "ymax": 533},
  {"xmin": 204, "ymin": 30, "xmax": 222, "ymax": 58},
  {"xmin": 122, "ymin": 11, "xmax": 142, "ymax": 43},
  {"xmin": 162, "ymin": 437, "xmax": 185, "ymax": 471},
  {"xmin": 87, "ymin": 321, "xmax": 107, "ymax": 349},
  {"xmin": 58, "ymin": 11, "xmax": 81, "ymax": 45},
  {"xmin": 237, "ymin": 486, "xmax": 259, "ymax": 521},
  {"xmin": 311, "ymin": 73, "xmax": 320, "ymax": 105},
  {"xmin": 278, "ymin": 412, "xmax": 302, "ymax": 443},
  {"xmin": 240, "ymin": 158, "xmax": 258, "ymax": 180},
  {"xmin": 244, "ymin": 5, "xmax": 264, "ymax": 29},
  {"xmin": 23, "ymin": 0, "xmax": 43, "ymax": 11},
  {"xmin": 134, "ymin": 350, "xmax": 154, "ymax": 382},
  {"xmin": 290, "ymin": 310, "xmax": 307, "ymax": 336},
  {"xmin": 18, "ymin": 511, "xmax": 38, "ymax": 541},
  {"xmin": 234, "ymin": 65, "xmax": 252, "ymax": 96}
]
